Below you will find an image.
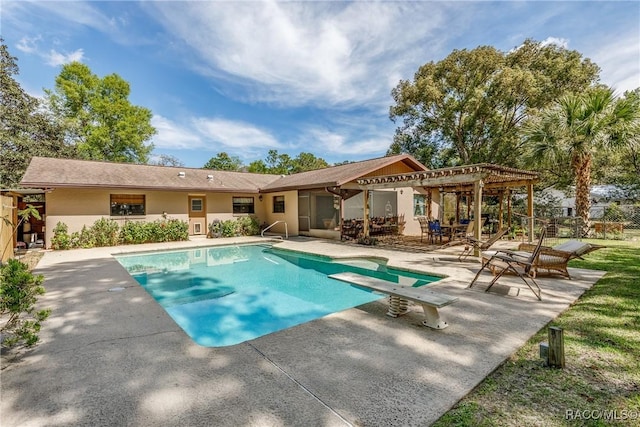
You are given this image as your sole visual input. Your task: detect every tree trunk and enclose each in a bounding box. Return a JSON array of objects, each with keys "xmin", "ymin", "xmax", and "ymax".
[{"xmin": 572, "ymin": 152, "xmax": 592, "ymax": 237}]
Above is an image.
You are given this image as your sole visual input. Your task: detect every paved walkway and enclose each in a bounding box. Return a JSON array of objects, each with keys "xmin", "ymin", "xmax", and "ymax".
[{"xmin": 1, "ymin": 237, "xmax": 606, "ymax": 426}]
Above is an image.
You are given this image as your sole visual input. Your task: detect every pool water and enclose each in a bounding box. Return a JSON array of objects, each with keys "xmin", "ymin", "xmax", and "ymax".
[{"xmin": 115, "ymin": 245, "xmax": 440, "ymax": 347}]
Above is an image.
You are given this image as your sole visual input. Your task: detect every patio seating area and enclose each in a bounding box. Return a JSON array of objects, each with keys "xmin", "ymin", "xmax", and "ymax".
[{"xmin": 341, "ymin": 214, "xmax": 405, "ymax": 240}]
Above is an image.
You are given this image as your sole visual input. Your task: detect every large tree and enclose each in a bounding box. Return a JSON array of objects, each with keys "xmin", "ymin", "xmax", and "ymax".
[
  {"xmin": 388, "ymin": 39, "xmax": 600, "ymax": 166},
  {"xmin": 523, "ymin": 87, "xmax": 640, "ymax": 236},
  {"xmin": 0, "ymin": 40, "xmax": 76, "ymax": 188},
  {"xmin": 590, "ymin": 88, "xmax": 640, "ymax": 188},
  {"xmin": 46, "ymin": 62, "xmax": 155, "ymax": 163},
  {"xmin": 203, "ymin": 152, "xmax": 243, "ymax": 171},
  {"xmin": 149, "ymin": 154, "xmax": 184, "ymax": 167},
  {"xmin": 247, "ymin": 150, "xmax": 329, "ymax": 174}
]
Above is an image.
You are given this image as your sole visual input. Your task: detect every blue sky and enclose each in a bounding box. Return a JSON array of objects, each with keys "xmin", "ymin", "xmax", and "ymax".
[{"xmin": 2, "ymin": 1, "xmax": 639, "ymax": 168}]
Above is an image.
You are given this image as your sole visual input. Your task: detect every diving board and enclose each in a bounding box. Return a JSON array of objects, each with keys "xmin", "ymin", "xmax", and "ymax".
[{"xmin": 328, "ymin": 272, "xmax": 458, "ymax": 329}]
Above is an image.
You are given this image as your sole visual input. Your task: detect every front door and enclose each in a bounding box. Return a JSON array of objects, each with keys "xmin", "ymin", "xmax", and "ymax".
[{"xmin": 188, "ymin": 195, "xmax": 206, "ymax": 235}]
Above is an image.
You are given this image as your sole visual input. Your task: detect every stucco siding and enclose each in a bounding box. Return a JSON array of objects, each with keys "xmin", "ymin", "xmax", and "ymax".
[
  {"xmin": 261, "ymin": 190, "xmax": 299, "ymax": 236},
  {"xmin": 44, "ymin": 188, "xmax": 269, "ymax": 246}
]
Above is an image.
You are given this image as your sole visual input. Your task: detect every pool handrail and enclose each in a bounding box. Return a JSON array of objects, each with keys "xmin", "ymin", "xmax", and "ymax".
[{"xmin": 261, "ymin": 221, "xmax": 288, "ymax": 239}]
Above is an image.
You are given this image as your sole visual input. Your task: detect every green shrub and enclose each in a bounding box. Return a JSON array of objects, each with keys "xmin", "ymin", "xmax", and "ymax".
[
  {"xmin": 119, "ymin": 219, "xmax": 188, "ymax": 244},
  {"xmin": 0, "ymin": 259, "xmax": 50, "ymax": 348},
  {"xmin": 209, "ymin": 217, "xmax": 260, "ymax": 238},
  {"xmin": 119, "ymin": 220, "xmax": 150, "ymax": 244},
  {"xmin": 77, "ymin": 225, "xmax": 97, "ymax": 248},
  {"xmin": 236, "ymin": 216, "xmax": 259, "ymax": 236},
  {"xmin": 52, "ymin": 218, "xmax": 189, "ymax": 249},
  {"xmin": 220, "ymin": 220, "xmax": 238, "ymax": 237},
  {"xmin": 161, "ymin": 218, "xmax": 189, "ymax": 241},
  {"xmin": 50, "ymin": 222, "xmax": 71, "ymax": 250},
  {"xmin": 91, "ymin": 218, "xmax": 120, "ymax": 246},
  {"xmin": 146, "ymin": 221, "xmax": 167, "ymax": 242}
]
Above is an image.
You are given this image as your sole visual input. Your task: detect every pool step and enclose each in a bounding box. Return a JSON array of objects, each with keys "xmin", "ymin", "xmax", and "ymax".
[{"xmin": 162, "ymin": 288, "xmax": 235, "ymax": 307}]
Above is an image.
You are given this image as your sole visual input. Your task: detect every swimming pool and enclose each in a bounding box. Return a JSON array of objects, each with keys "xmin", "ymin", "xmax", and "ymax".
[{"xmin": 115, "ymin": 245, "xmax": 441, "ymax": 347}]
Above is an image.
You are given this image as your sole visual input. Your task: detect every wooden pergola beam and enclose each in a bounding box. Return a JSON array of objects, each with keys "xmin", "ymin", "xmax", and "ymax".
[{"xmin": 358, "ymin": 172, "xmax": 488, "ymax": 190}]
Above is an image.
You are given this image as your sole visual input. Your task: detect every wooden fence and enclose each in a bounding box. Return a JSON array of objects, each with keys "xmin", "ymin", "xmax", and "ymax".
[{"xmin": 1, "ymin": 195, "xmax": 15, "ymax": 264}]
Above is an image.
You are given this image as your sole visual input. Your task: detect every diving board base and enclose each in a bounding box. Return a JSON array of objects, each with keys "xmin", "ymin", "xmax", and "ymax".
[
  {"xmin": 387, "ymin": 295, "xmax": 410, "ymax": 317},
  {"xmin": 421, "ymin": 304, "xmax": 449, "ymax": 329},
  {"xmin": 329, "ymin": 272, "xmax": 458, "ymax": 330}
]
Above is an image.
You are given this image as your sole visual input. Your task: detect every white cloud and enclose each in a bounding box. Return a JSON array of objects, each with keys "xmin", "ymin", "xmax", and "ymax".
[
  {"xmin": 302, "ymin": 126, "xmax": 391, "ymax": 158},
  {"xmin": 20, "ymin": 0, "xmax": 116, "ymax": 33},
  {"xmin": 193, "ymin": 118, "xmax": 282, "ymax": 150},
  {"xmin": 16, "ymin": 36, "xmax": 42, "ymax": 54},
  {"xmin": 151, "ymin": 115, "xmax": 203, "ymax": 150},
  {"xmin": 540, "ymin": 37, "xmax": 569, "ymax": 49},
  {"xmin": 12, "ymin": 31, "xmax": 84, "ymax": 67},
  {"xmin": 45, "ymin": 49, "xmax": 85, "ymax": 66},
  {"xmin": 590, "ymin": 32, "xmax": 640, "ymax": 93},
  {"xmin": 147, "ymin": 1, "xmax": 451, "ymax": 108},
  {"xmin": 151, "ymin": 115, "xmax": 283, "ymax": 161}
]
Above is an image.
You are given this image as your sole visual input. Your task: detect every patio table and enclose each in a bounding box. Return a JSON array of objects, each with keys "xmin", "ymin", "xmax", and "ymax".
[{"xmin": 440, "ymin": 224, "xmax": 468, "ymax": 242}]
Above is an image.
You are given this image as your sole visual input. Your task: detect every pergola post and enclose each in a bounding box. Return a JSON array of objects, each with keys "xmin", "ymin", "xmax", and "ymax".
[
  {"xmin": 498, "ymin": 191, "xmax": 504, "ymax": 232},
  {"xmin": 507, "ymin": 189, "xmax": 512, "ymax": 233},
  {"xmin": 363, "ymin": 189, "xmax": 370, "ymax": 238},
  {"xmin": 527, "ymin": 183, "xmax": 534, "ymax": 243},
  {"xmin": 473, "ymin": 180, "xmax": 483, "ymax": 255}
]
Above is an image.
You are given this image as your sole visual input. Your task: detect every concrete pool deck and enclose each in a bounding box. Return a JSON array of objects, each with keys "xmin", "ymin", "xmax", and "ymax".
[{"xmin": 1, "ymin": 237, "xmax": 606, "ymax": 426}]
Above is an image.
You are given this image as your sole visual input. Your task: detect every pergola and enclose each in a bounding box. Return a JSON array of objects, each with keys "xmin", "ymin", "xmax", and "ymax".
[{"xmin": 357, "ymin": 163, "xmax": 539, "ymax": 243}]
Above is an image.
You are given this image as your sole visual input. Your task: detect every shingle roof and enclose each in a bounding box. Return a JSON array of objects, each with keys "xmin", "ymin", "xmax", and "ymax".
[
  {"xmin": 260, "ymin": 154, "xmax": 427, "ymax": 192},
  {"xmin": 20, "ymin": 154, "xmax": 428, "ymax": 193},
  {"xmin": 20, "ymin": 157, "xmax": 281, "ymax": 193}
]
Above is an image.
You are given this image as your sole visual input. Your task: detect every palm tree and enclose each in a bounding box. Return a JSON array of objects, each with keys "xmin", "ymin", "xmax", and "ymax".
[{"xmin": 524, "ymin": 87, "xmax": 640, "ymax": 237}]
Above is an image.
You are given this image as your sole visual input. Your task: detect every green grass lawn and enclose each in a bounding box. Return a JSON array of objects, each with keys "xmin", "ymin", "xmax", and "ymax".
[{"xmin": 434, "ymin": 239, "xmax": 640, "ymax": 426}]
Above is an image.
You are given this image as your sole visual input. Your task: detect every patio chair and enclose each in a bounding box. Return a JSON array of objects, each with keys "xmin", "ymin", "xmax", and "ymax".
[
  {"xmin": 468, "ymin": 228, "xmax": 546, "ymax": 300},
  {"xmin": 515, "ymin": 240, "xmax": 605, "ymax": 279},
  {"xmin": 441, "ymin": 221, "xmax": 475, "ymax": 248},
  {"xmin": 428, "ymin": 220, "xmax": 446, "ymax": 244},
  {"xmin": 418, "ymin": 216, "xmax": 430, "ymax": 242},
  {"xmin": 458, "ymin": 227, "xmax": 508, "ymax": 261},
  {"xmin": 454, "ymin": 221, "xmax": 475, "ymax": 242}
]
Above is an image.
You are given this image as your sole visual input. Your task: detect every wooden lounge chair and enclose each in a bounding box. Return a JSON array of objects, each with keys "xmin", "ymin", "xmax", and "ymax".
[
  {"xmin": 469, "ymin": 228, "xmax": 546, "ymax": 300},
  {"xmin": 514, "ymin": 240, "xmax": 606, "ymax": 279},
  {"xmin": 458, "ymin": 227, "xmax": 508, "ymax": 261}
]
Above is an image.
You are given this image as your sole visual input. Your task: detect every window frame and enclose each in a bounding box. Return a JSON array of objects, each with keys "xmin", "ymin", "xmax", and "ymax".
[
  {"xmin": 413, "ymin": 194, "xmax": 427, "ymax": 217},
  {"xmin": 273, "ymin": 195, "xmax": 285, "ymax": 213},
  {"xmin": 110, "ymin": 194, "xmax": 146, "ymax": 216},
  {"xmin": 190, "ymin": 198, "xmax": 203, "ymax": 212},
  {"xmin": 232, "ymin": 196, "xmax": 255, "ymax": 214}
]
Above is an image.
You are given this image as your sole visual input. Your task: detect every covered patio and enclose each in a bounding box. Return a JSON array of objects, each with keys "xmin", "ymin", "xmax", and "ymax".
[{"xmin": 357, "ymin": 163, "xmax": 539, "ymax": 247}]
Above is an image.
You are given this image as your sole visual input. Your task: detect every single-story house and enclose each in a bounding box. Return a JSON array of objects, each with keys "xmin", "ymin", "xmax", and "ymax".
[
  {"xmin": 542, "ymin": 185, "xmax": 640, "ymax": 218},
  {"xmin": 18, "ymin": 155, "xmax": 435, "ymax": 248}
]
